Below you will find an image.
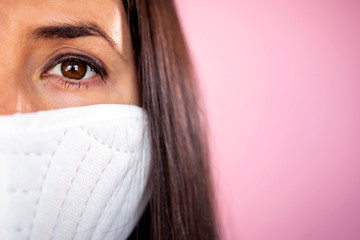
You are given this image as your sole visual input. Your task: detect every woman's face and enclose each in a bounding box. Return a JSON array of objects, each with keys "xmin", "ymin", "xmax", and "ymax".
[{"xmin": 0, "ymin": 0, "xmax": 138, "ymax": 115}]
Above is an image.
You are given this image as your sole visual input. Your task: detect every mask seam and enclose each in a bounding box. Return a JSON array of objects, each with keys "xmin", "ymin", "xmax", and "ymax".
[
  {"xmin": 71, "ymin": 138, "xmax": 115, "ymax": 239},
  {"xmin": 90, "ymin": 155, "xmax": 136, "ymax": 240},
  {"xmin": 49, "ymin": 143, "xmax": 91, "ymax": 240},
  {"xmin": 0, "ymin": 149, "xmax": 51, "ymax": 157},
  {"xmin": 79, "ymin": 127, "xmax": 135, "ymax": 154},
  {"xmin": 27, "ymin": 130, "xmax": 68, "ymax": 240}
]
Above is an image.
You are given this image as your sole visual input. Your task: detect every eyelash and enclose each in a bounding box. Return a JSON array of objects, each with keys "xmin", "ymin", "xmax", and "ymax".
[{"xmin": 41, "ymin": 53, "xmax": 108, "ymax": 89}]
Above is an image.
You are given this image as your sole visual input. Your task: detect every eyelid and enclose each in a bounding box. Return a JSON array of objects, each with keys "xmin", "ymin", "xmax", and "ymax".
[{"xmin": 41, "ymin": 53, "xmax": 108, "ymax": 80}]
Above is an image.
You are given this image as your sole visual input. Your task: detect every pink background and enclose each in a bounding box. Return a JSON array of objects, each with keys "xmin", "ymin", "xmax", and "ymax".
[{"xmin": 176, "ymin": 1, "xmax": 360, "ymax": 240}]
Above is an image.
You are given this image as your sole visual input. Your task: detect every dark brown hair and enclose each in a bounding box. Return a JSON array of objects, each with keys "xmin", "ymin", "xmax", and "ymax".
[{"xmin": 123, "ymin": 1, "xmax": 218, "ymax": 239}]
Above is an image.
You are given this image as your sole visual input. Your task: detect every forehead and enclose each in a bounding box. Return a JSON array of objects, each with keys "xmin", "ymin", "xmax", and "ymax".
[{"xmin": 0, "ymin": 0, "xmax": 124, "ymax": 43}]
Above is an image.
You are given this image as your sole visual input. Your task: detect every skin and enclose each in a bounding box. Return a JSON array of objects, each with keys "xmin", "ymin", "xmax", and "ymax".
[{"xmin": 0, "ymin": 0, "xmax": 138, "ymax": 115}]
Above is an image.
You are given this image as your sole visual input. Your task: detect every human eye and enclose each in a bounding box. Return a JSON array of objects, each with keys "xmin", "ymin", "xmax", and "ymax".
[{"xmin": 41, "ymin": 53, "xmax": 108, "ymax": 89}]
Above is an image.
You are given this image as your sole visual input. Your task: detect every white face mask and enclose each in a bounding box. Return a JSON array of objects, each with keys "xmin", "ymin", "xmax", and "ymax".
[{"xmin": 0, "ymin": 104, "xmax": 151, "ymax": 240}]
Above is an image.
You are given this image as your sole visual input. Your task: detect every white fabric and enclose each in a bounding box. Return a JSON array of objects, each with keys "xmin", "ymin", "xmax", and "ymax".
[{"xmin": 0, "ymin": 104, "xmax": 151, "ymax": 240}]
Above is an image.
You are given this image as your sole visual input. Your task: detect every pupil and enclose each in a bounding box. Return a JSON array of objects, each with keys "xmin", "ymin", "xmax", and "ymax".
[
  {"xmin": 61, "ymin": 60, "xmax": 87, "ymax": 80},
  {"xmin": 68, "ymin": 65, "xmax": 78, "ymax": 72}
]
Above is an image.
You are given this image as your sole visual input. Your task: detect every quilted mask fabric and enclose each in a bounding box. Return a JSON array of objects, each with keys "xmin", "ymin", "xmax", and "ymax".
[{"xmin": 0, "ymin": 104, "xmax": 151, "ymax": 240}]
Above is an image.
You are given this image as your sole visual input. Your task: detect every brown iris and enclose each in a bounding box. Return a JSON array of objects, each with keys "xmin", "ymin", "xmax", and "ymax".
[{"xmin": 61, "ymin": 60, "xmax": 87, "ymax": 80}]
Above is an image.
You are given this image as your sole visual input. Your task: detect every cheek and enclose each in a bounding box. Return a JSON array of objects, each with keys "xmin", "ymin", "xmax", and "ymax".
[
  {"xmin": 33, "ymin": 72, "xmax": 139, "ymax": 109},
  {"xmin": 35, "ymin": 84, "xmax": 119, "ymax": 109},
  {"xmin": 111, "ymin": 66, "xmax": 140, "ymax": 106}
]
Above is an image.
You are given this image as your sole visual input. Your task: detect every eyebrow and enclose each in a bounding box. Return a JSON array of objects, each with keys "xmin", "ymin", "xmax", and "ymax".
[{"xmin": 27, "ymin": 22, "xmax": 126, "ymax": 61}]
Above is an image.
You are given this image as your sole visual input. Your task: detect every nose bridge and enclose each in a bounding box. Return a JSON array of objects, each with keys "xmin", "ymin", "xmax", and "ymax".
[
  {"xmin": 0, "ymin": 25, "xmax": 36, "ymax": 115},
  {"xmin": 0, "ymin": 79, "xmax": 25, "ymax": 115},
  {"xmin": 0, "ymin": 67, "xmax": 36, "ymax": 115}
]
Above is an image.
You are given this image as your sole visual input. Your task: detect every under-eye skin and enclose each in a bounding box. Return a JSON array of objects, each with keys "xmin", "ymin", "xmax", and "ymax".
[{"xmin": 41, "ymin": 53, "xmax": 108, "ymax": 89}]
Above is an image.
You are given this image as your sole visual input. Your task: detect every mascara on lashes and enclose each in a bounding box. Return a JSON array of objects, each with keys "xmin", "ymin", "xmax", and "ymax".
[{"xmin": 41, "ymin": 53, "xmax": 109, "ymax": 81}]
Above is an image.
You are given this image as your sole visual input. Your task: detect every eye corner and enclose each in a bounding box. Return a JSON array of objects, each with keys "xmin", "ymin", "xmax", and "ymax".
[{"xmin": 40, "ymin": 69, "xmax": 51, "ymax": 78}]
